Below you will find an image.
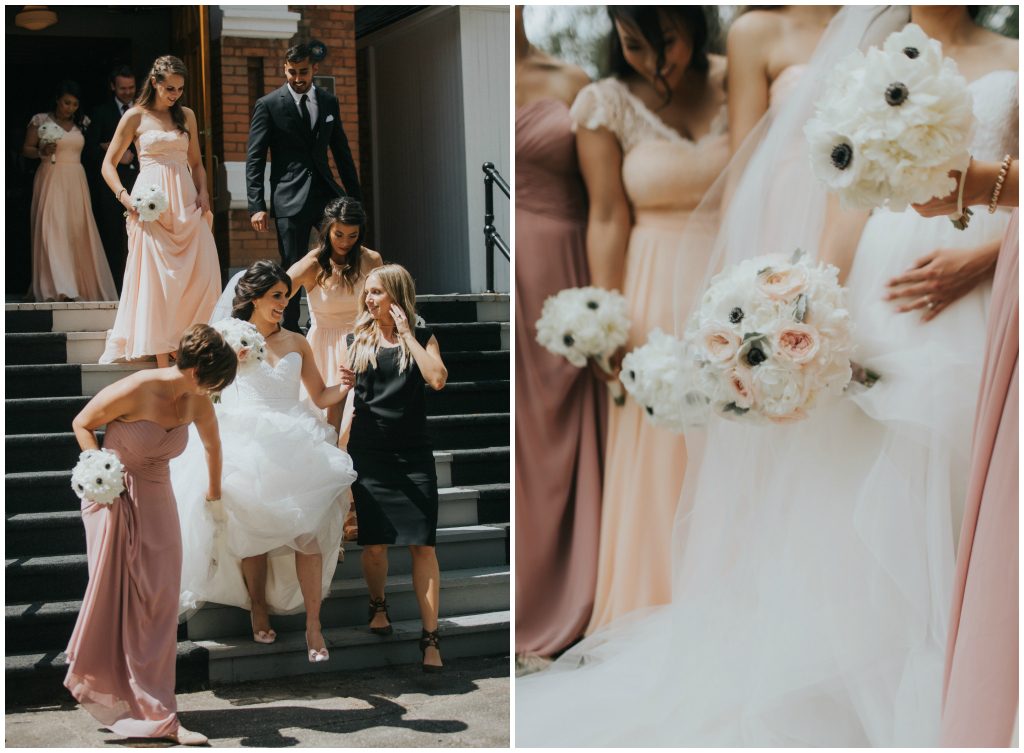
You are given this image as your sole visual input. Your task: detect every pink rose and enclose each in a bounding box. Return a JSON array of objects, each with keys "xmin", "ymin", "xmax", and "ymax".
[
  {"xmin": 701, "ymin": 326, "xmax": 741, "ymax": 364},
  {"xmin": 775, "ymin": 324, "xmax": 820, "ymax": 364},
  {"xmin": 726, "ymin": 366, "xmax": 754, "ymax": 409},
  {"xmin": 756, "ymin": 265, "xmax": 808, "ymax": 300}
]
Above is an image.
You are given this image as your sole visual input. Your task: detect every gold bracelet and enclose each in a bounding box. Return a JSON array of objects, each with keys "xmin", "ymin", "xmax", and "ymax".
[
  {"xmin": 988, "ymin": 154, "xmax": 1013, "ymax": 214},
  {"xmin": 116, "ymin": 187, "xmax": 127, "ymax": 201}
]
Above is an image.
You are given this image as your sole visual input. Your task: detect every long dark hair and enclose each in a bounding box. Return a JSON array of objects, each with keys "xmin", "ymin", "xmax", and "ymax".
[
  {"xmin": 231, "ymin": 260, "xmax": 292, "ymax": 321},
  {"xmin": 606, "ymin": 6, "xmax": 718, "ymax": 102},
  {"xmin": 52, "ymin": 80, "xmax": 87, "ymax": 131},
  {"xmin": 313, "ymin": 197, "xmax": 367, "ymax": 291},
  {"xmin": 135, "ymin": 55, "xmax": 189, "ymax": 135}
]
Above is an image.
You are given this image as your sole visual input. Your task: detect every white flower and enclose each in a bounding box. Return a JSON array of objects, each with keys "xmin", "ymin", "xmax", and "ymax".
[
  {"xmin": 212, "ymin": 317, "xmax": 266, "ymax": 369},
  {"xmin": 36, "ymin": 121, "xmax": 65, "ymax": 164},
  {"xmin": 806, "ymin": 24, "xmax": 975, "ymax": 211},
  {"xmin": 131, "ymin": 184, "xmax": 169, "ymax": 222},
  {"xmin": 682, "ymin": 251, "xmax": 854, "ymax": 424},
  {"xmin": 70, "ymin": 449, "xmax": 125, "ymax": 505},
  {"xmin": 535, "ymin": 287, "xmax": 630, "ymax": 369},
  {"xmin": 620, "ymin": 329, "xmax": 709, "ymax": 431}
]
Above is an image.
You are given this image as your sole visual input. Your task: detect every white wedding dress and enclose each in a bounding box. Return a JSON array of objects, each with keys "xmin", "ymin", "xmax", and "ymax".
[
  {"xmin": 515, "ymin": 25, "xmax": 1018, "ymax": 750},
  {"xmin": 170, "ymin": 350, "xmax": 357, "ymax": 616}
]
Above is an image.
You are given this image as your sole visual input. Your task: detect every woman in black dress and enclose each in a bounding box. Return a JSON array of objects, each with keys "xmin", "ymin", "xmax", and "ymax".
[{"xmin": 346, "ymin": 264, "xmax": 448, "ymax": 671}]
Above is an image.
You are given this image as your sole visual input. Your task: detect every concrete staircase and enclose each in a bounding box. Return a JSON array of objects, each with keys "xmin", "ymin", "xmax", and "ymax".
[{"xmin": 5, "ymin": 294, "xmax": 510, "ymax": 706}]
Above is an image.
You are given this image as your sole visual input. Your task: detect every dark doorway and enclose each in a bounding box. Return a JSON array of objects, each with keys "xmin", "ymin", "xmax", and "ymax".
[{"xmin": 6, "ymin": 6, "xmax": 174, "ymax": 294}]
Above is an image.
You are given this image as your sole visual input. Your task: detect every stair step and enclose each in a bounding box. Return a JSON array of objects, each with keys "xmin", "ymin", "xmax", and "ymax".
[
  {"xmin": 427, "ymin": 413, "xmax": 509, "ymax": 450},
  {"xmin": 5, "ymin": 365, "xmax": 82, "ymax": 399},
  {"xmin": 185, "ymin": 566, "xmax": 509, "ymax": 641},
  {"xmin": 464, "ymin": 482, "xmax": 511, "ymax": 525},
  {"xmin": 5, "ymin": 380, "xmax": 510, "ymax": 435},
  {"xmin": 430, "ymin": 322, "xmax": 508, "ymax": 352},
  {"xmin": 6, "ymin": 641, "xmax": 210, "ymax": 709},
  {"xmin": 5, "ymin": 487, "xmax": 482, "ymax": 557},
  {"xmin": 5, "ymin": 295, "xmax": 509, "ymax": 336},
  {"xmin": 5, "ymin": 332, "xmax": 107, "ymax": 365},
  {"xmin": 199, "ymin": 610, "xmax": 510, "ymax": 686},
  {"xmin": 5, "ymin": 525, "xmax": 508, "ymax": 602},
  {"xmin": 4, "ymin": 447, "xmax": 502, "ymax": 514},
  {"xmin": 440, "ymin": 351, "xmax": 509, "ymax": 382},
  {"xmin": 6, "ymin": 566, "xmax": 509, "ymax": 651}
]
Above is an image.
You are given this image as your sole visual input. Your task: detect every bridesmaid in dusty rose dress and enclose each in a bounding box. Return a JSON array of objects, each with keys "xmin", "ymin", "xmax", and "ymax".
[
  {"xmin": 99, "ymin": 56, "xmax": 220, "ymax": 368},
  {"xmin": 514, "ymin": 7, "xmax": 605, "ymax": 658},
  {"xmin": 21, "ymin": 81, "xmax": 118, "ymax": 303},
  {"xmin": 572, "ymin": 7, "xmax": 729, "ymax": 632},
  {"xmin": 66, "ymin": 324, "xmax": 236, "ymax": 745},
  {"xmin": 912, "ymin": 161, "xmax": 1020, "ymax": 747}
]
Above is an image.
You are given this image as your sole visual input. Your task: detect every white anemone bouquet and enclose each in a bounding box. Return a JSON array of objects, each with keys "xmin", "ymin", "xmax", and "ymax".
[
  {"xmin": 212, "ymin": 317, "xmax": 266, "ymax": 369},
  {"xmin": 131, "ymin": 184, "xmax": 170, "ymax": 222},
  {"xmin": 682, "ymin": 250, "xmax": 855, "ymax": 425},
  {"xmin": 620, "ymin": 329, "xmax": 709, "ymax": 432},
  {"xmin": 536, "ymin": 286, "xmax": 630, "ymax": 405},
  {"xmin": 36, "ymin": 121, "xmax": 65, "ymax": 164},
  {"xmin": 71, "ymin": 449, "xmax": 126, "ymax": 505},
  {"xmin": 805, "ymin": 25, "xmax": 975, "ymax": 224}
]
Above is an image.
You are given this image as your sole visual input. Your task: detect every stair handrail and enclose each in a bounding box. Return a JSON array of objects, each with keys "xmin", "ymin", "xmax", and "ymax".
[{"xmin": 482, "ymin": 162, "xmax": 510, "ymax": 293}]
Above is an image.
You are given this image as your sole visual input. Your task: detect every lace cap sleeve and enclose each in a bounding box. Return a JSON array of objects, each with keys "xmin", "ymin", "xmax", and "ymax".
[
  {"xmin": 28, "ymin": 113, "xmax": 48, "ymax": 130},
  {"xmin": 569, "ymin": 79, "xmax": 624, "ymax": 139}
]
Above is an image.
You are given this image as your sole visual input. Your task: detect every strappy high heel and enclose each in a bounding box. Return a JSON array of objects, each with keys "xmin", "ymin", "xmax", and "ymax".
[
  {"xmin": 420, "ymin": 628, "xmax": 443, "ymax": 674},
  {"xmin": 250, "ymin": 614, "xmax": 276, "ymax": 644},
  {"xmin": 306, "ymin": 637, "xmax": 330, "ymax": 663},
  {"xmin": 368, "ymin": 596, "xmax": 393, "ymax": 636}
]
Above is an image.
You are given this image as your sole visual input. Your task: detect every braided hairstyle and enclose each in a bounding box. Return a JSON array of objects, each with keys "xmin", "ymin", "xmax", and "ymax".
[{"xmin": 136, "ymin": 55, "xmax": 189, "ymax": 135}]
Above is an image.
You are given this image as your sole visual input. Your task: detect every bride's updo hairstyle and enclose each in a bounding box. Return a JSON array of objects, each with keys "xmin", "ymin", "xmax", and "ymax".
[
  {"xmin": 231, "ymin": 260, "xmax": 292, "ymax": 321},
  {"xmin": 313, "ymin": 197, "xmax": 367, "ymax": 291},
  {"xmin": 176, "ymin": 323, "xmax": 238, "ymax": 392},
  {"xmin": 136, "ymin": 55, "xmax": 189, "ymax": 136},
  {"xmin": 348, "ymin": 264, "xmax": 419, "ymax": 374},
  {"xmin": 606, "ymin": 6, "xmax": 720, "ymax": 103}
]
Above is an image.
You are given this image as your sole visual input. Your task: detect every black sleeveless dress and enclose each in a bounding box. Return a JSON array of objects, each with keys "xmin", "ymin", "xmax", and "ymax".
[{"xmin": 346, "ymin": 327, "xmax": 439, "ymax": 545}]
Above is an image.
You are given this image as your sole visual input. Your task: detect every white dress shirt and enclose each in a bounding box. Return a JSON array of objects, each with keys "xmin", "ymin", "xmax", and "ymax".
[{"xmin": 286, "ymin": 83, "xmax": 319, "ymax": 129}]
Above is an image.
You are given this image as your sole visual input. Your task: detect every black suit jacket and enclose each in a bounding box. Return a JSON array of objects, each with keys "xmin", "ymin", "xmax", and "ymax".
[
  {"xmin": 84, "ymin": 99, "xmax": 138, "ymax": 187},
  {"xmin": 246, "ymin": 84, "xmax": 362, "ymax": 218}
]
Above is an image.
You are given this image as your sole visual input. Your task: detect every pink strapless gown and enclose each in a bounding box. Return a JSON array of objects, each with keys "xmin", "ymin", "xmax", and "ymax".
[
  {"xmin": 99, "ymin": 130, "xmax": 220, "ymax": 362},
  {"xmin": 29, "ymin": 115, "xmax": 117, "ymax": 302},
  {"xmin": 64, "ymin": 419, "xmax": 188, "ymax": 738},
  {"xmin": 941, "ymin": 211, "xmax": 1018, "ymax": 747},
  {"xmin": 515, "ymin": 98, "xmax": 605, "ymax": 655},
  {"xmin": 305, "ymin": 270, "xmax": 363, "ymax": 448}
]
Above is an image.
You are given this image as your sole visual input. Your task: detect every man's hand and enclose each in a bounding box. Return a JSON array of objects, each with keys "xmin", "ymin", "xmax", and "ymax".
[{"xmin": 250, "ymin": 211, "xmax": 269, "ymax": 232}]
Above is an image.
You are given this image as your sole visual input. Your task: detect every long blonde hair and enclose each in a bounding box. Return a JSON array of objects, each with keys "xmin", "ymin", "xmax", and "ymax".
[{"xmin": 348, "ymin": 264, "xmax": 419, "ymax": 374}]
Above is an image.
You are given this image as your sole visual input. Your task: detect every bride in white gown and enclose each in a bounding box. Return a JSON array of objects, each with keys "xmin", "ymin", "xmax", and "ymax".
[
  {"xmin": 516, "ymin": 6, "xmax": 1017, "ymax": 747},
  {"xmin": 171, "ymin": 260, "xmax": 357, "ymax": 661}
]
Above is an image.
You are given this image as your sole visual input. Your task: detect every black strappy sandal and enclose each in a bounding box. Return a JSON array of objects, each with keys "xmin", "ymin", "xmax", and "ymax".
[
  {"xmin": 420, "ymin": 628, "xmax": 443, "ymax": 674},
  {"xmin": 368, "ymin": 596, "xmax": 393, "ymax": 636}
]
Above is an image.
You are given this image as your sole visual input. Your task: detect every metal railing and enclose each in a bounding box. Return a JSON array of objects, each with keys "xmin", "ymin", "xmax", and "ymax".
[{"xmin": 482, "ymin": 162, "xmax": 510, "ymax": 293}]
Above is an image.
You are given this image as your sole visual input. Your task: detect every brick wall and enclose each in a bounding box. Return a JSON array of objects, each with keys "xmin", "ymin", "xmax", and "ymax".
[{"xmin": 217, "ymin": 6, "xmax": 360, "ymax": 268}]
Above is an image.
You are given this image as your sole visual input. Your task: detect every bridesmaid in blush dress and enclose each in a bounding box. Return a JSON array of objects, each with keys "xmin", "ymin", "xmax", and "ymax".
[
  {"xmin": 572, "ymin": 6, "xmax": 729, "ymax": 632},
  {"xmin": 913, "ymin": 160, "xmax": 1020, "ymax": 747},
  {"xmin": 288, "ymin": 196, "xmax": 383, "ymax": 447},
  {"xmin": 98, "ymin": 56, "xmax": 221, "ymax": 368},
  {"xmin": 21, "ymin": 80, "xmax": 118, "ymax": 302},
  {"xmin": 514, "ymin": 6, "xmax": 606, "ymax": 658},
  {"xmin": 65, "ymin": 324, "xmax": 237, "ymax": 745}
]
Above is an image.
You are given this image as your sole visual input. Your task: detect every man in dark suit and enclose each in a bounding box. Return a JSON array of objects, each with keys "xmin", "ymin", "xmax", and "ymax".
[
  {"xmin": 246, "ymin": 40, "xmax": 362, "ymax": 332},
  {"xmin": 86, "ymin": 65, "xmax": 138, "ymax": 292}
]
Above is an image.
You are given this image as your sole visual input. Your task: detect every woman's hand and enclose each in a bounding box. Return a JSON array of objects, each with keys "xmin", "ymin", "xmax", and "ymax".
[
  {"xmin": 39, "ymin": 141, "xmax": 57, "ymax": 158},
  {"xmin": 885, "ymin": 244, "xmax": 998, "ymax": 321},
  {"xmin": 196, "ymin": 191, "xmax": 211, "ymax": 214},
  {"xmin": 338, "ymin": 363, "xmax": 356, "ymax": 388},
  {"xmin": 588, "ymin": 346, "xmax": 625, "ymax": 382},
  {"xmin": 119, "ymin": 190, "xmax": 139, "ymax": 220},
  {"xmin": 390, "ymin": 304, "xmax": 412, "ymax": 337}
]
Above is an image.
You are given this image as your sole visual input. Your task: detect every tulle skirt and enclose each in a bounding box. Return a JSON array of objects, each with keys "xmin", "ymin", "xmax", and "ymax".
[{"xmin": 171, "ymin": 392, "xmax": 356, "ymax": 616}]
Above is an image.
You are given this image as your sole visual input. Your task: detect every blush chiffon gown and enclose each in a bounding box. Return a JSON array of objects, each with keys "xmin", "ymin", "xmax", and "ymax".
[{"xmin": 99, "ymin": 130, "xmax": 220, "ymax": 363}]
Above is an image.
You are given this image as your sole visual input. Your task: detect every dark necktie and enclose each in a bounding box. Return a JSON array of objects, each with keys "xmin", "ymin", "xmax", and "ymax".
[
  {"xmin": 300, "ymin": 93, "xmax": 312, "ymax": 132},
  {"xmin": 119, "ymin": 103, "xmax": 127, "ymax": 117}
]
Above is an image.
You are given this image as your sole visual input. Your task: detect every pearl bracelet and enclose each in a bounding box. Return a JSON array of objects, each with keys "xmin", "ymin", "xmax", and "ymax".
[{"xmin": 988, "ymin": 154, "xmax": 1013, "ymax": 214}]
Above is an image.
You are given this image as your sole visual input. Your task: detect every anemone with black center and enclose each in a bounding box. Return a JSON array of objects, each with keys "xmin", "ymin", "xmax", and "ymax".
[
  {"xmin": 729, "ymin": 307, "xmax": 744, "ymax": 324},
  {"xmin": 902, "ymin": 46, "xmax": 919, "ymax": 59},
  {"xmin": 884, "ymin": 82, "xmax": 909, "ymax": 106},
  {"xmin": 831, "ymin": 142, "xmax": 853, "ymax": 170},
  {"xmin": 563, "ymin": 334, "xmax": 574, "ymax": 347},
  {"xmin": 586, "ymin": 301, "xmax": 599, "ymax": 310}
]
